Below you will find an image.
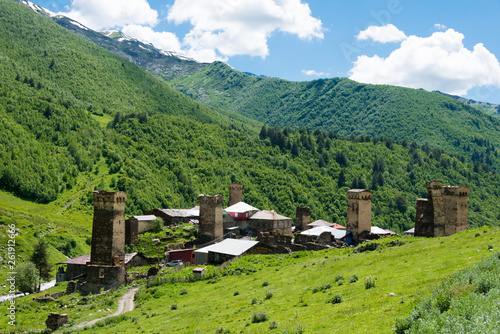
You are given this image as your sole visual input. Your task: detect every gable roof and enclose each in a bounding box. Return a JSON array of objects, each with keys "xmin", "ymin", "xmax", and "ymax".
[
  {"xmin": 371, "ymin": 226, "xmax": 397, "ymax": 235},
  {"xmin": 301, "ymin": 226, "xmax": 348, "ymax": 239},
  {"xmin": 308, "ymin": 220, "xmax": 346, "ymax": 229},
  {"xmin": 58, "ymin": 253, "xmax": 142, "ymax": 265},
  {"xmin": 194, "ymin": 238, "xmax": 259, "ymax": 256},
  {"xmin": 157, "ymin": 208, "xmax": 199, "ymax": 218},
  {"xmin": 225, "ymin": 201, "xmax": 259, "ymax": 213},
  {"xmin": 250, "ymin": 210, "xmax": 291, "ymax": 221}
]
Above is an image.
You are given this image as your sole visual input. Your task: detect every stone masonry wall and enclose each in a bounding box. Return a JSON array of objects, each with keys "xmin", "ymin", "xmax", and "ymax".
[
  {"xmin": 198, "ymin": 194, "xmax": 223, "ymax": 241},
  {"xmin": 295, "ymin": 206, "xmax": 311, "ymax": 231},
  {"xmin": 228, "ymin": 183, "xmax": 243, "ymax": 207}
]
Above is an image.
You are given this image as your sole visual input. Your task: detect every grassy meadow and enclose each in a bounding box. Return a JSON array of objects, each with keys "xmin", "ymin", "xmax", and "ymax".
[{"xmin": 3, "ymin": 226, "xmax": 498, "ymax": 333}]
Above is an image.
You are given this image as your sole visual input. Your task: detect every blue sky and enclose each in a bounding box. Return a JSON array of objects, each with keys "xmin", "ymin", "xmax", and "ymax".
[{"xmin": 34, "ymin": 0, "xmax": 500, "ymax": 103}]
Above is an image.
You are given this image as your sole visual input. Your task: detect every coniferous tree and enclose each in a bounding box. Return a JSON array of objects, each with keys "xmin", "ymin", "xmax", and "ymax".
[{"xmin": 30, "ymin": 239, "xmax": 52, "ymax": 290}]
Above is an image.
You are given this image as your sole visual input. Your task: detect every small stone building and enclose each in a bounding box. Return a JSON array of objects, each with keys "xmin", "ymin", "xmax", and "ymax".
[
  {"xmin": 249, "ymin": 210, "xmax": 293, "ymax": 236},
  {"xmin": 346, "ymin": 189, "xmax": 373, "ymax": 242},
  {"xmin": 414, "ymin": 180, "xmax": 469, "ymax": 237}
]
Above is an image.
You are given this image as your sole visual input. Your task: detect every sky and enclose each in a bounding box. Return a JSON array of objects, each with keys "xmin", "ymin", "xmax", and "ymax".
[{"xmin": 33, "ymin": 0, "xmax": 500, "ymax": 104}]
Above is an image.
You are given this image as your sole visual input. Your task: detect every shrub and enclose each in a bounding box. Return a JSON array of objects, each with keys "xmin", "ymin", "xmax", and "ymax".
[
  {"xmin": 251, "ymin": 297, "xmax": 258, "ymax": 305},
  {"xmin": 233, "ymin": 291, "xmax": 240, "ymax": 296},
  {"xmin": 265, "ymin": 291, "xmax": 273, "ymax": 300},
  {"xmin": 251, "ymin": 311, "xmax": 269, "ymax": 323},
  {"xmin": 312, "ymin": 282, "xmax": 333, "ymax": 293},
  {"xmin": 328, "ymin": 294, "xmax": 343, "ymax": 304},
  {"xmin": 262, "ymin": 281, "xmax": 269, "ymax": 287},
  {"xmin": 348, "ymin": 275, "xmax": 359, "ymax": 283},
  {"xmin": 365, "ymin": 276, "xmax": 376, "ymax": 289},
  {"xmin": 334, "ymin": 274, "xmax": 344, "ymax": 282},
  {"xmin": 171, "ymin": 304, "xmax": 178, "ymax": 310},
  {"xmin": 269, "ymin": 320, "xmax": 278, "ymax": 329},
  {"xmin": 179, "ymin": 288, "xmax": 188, "ymax": 295}
]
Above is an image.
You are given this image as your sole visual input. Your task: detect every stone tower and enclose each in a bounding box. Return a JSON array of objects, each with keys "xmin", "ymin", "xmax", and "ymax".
[
  {"xmin": 295, "ymin": 206, "xmax": 311, "ymax": 231},
  {"xmin": 414, "ymin": 181, "xmax": 469, "ymax": 237},
  {"xmin": 228, "ymin": 183, "xmax": 243, "ymax": 207},
  {"xmin": 90, "ymin": 190, "xmax": 127, "ymax": 266},
  {"xmin": 198, "ymin": 194, "xmax": 223, "ymax": 241},
  {"xmin": 87, "ymin": 190, "xmax": 127, "ymax": 294},
  {"xmin": 443, "ymin": 186, "xmax": 469, "ymax": 235},
  {"xmin": 346, "ymin": 189, "xmax": 373, "ymax": 241}
]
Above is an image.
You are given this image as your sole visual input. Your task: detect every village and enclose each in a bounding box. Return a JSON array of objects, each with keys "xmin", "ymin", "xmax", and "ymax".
[
  {"xmin": 52, "ymin": 180, "xmax": 469, "ymax": 300},
  {"xmin": 42, "ymin": 180, "xmax": 470, "ymax": 329}
]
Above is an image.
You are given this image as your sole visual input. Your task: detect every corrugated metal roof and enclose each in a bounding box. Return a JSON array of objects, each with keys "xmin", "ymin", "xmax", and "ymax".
[
  {"xmin": 194, "ymin": 238, "xmax": 259, "ymax": 256},
  {"xmin": 225, "ymin": 201, "xmax": 259, "ymax": 213},
  {"xmin": 301, "ymin": 226, "xmax": 348, "ymax": 239},
  {"xmin": 59, "ymin": 253, "xmax": 139, "ymax": 265},
  {"xmin": 59, "ymin": 254, "xmax": 90, "ymax": 265},
  {"xmin": 250, "ymin": 210, "xmax": 291, "ymax": 221},
  {"xmin": 308, "ymin": 220, "xmax": 346, "ymax": 229},
  {"xmin": 158, "ymin": 208, "xmax": 199, "ymax": 217},
  {"xmin": 132, "ymin": 215, "xmax": 157, "ymax": 221},
  {"xmin": 371, "ymin": 226, "xmax": 397, "ymax": 235}
]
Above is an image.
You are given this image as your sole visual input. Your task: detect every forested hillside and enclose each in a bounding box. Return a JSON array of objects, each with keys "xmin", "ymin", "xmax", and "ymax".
[
  {"xmin": 1, "ymin": 0, "xmax": 500, "ymax": 232},
  {"xmin": 169, "ymin": 62, "xmax": 500, "ymax": 170}
]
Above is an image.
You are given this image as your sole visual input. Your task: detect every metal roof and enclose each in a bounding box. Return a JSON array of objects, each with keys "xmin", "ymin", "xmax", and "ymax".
[
  {"xmin": 158, "ymin": 208, "xmax": 199, "ymax": 217},
  {"xmin": 58, "ymin": 253, "xmax": 140, "ymax": 265},
  {"xmin": 250, "ymin": 210, "xmax": 291, "ymax": 221},
  {"xmin": 225, "ymin": 201, "xmax": 259, "ymax": 213},
  {"xmin": 132, "ymin": 215, "xmax": 157, "ymax": 221},
  {"xmin": 371, "ymin": 226, "xmax": 397, "ymax": 235},
  {"xmin": 308, "ymin": 220, "xmax": 346, "ymax": 229},
  {"xmin": 194, "ymin": 238, "xmax": 259, "ymax": 256},
  {"xmin": 301, "ymin": 226, "xmax": 348, "ymax": 239}
]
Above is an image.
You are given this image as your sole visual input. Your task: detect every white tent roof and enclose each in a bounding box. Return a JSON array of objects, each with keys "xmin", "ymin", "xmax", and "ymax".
[
  {"xmin": 194, "ymin": 238, "xmax": 259, "ymax": 256},
  {"xmin": 225, "ymin": 201, "xmax": 259, "ymax": 213},
  {"xmin": 301, "ymin": 226, "xmax": 348, "ymax": 239}
]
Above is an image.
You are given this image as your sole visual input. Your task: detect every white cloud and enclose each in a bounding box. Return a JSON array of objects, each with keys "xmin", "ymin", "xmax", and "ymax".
[
  {"xmin": 58, "ymin": 0, "xmax": 158, "ymax": 30},
  {"xmin": 357, "ymin": 24, "xmax": 406, "ymax": 43},
  {"xmin": 302, "ymin": 69, "xmax": 328, "ymax": 77},
  {"xmin": 167, "ymin": 0, "xmax": 324, "ymax": 61},
  {"xmin": 434, "ymin": 23, "xmax": 447, "ymax": 31},
  {"xmin": 349, "ymin": 28, "xmax": 500, "ymax": 96},
  {"xmin": 122, "ymin": 25, "xmax": 182, "ymax": 53}
]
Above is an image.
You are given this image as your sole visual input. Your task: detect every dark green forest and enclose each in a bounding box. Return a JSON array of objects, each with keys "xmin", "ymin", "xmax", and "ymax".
[
  {"xmin": 169, "ymin": 62, "xmax": 500, "ymax": 171},
  {"xmin": 1, "ymin": 0, "xmax": 500, "ymax": 236}
]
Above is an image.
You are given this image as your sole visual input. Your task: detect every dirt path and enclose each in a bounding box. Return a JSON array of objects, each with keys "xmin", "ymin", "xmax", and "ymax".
[{"xmin": 74, "ymin": 286, "xmax": 141, "ymax": 329}]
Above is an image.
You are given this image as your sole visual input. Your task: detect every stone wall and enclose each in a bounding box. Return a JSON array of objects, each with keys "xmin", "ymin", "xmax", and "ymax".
[
  {"xmin": 125, "ymin": 219, "xmax": 138, "ymax": 246},
  {"xmin": 86, "ymin": 265, "xmax": 126, "ymax": 294},
  {"xmin": 198, "ymin": 194, "xmax": 223, "ymax": 241},
  {"xmin": 228, "ymin": 183, "xmax": 243, "ymax": 207},
  {"xmin": 415, "ymin": 181, "xmax": 469, "ymax": 237}
]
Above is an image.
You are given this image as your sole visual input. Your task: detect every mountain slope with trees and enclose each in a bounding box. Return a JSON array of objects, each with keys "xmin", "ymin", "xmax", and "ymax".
[{"xmin": 169, "ymin": 61, "xmax": 500, "ymax": 170}]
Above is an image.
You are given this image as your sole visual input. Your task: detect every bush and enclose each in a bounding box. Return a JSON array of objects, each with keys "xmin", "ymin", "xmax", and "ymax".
[
  {"xmin": 233, "ymin": 291, "xmax": 240, "ymax": 296},
  {"xmin": 179, "ymin": 288, "xmax": 188, "ymax": 295},
  {"xmin": 251, "ymin": 297, "xmax": 258, "ymax": 305},
  {"xmin": 265, "ymin": 291, "xmax": 273, "ymax": 300},
  {"xmin": 365, "ymin": 276, "xmax": 376, "ymax": 289},
  {"xmin": 328, "ymin": 294, "xmax": 343, "ymax": 304},
  {"xmin": 251, "ymin": 311, "xmax": 269, "ymax": 323},
  {"xmin": 312, "ymin": 282, "xmax": 332, "ymax": 293},
  {"xmin": 269, "ymin": 320, "xmax": 278, "ymax": 329},
  {"xmin": 262, "ymin": 281, "xmax": 269, "ymax": 287},
  {"xmin": 348, "ymin": 275, "xmax": 359, "ymax": 283}
]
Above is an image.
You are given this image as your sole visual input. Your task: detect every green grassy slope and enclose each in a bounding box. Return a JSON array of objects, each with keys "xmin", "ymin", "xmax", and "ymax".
[
  {"xmin": 3, "ymin": 227, "xmax": 500, "ymax": 333},
  {"xmin": 170, "ymin": 62, "xmax": 500, "ymax": 170}
]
